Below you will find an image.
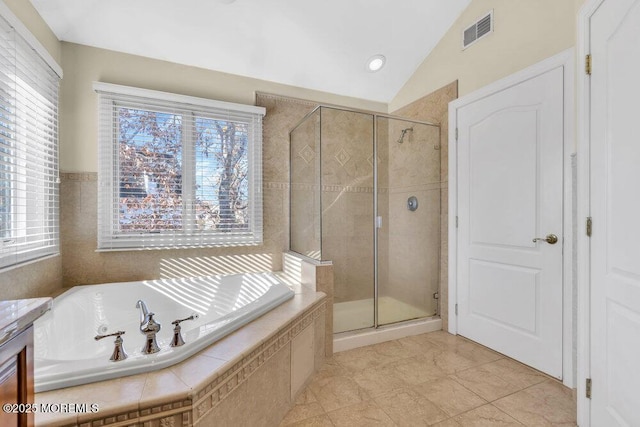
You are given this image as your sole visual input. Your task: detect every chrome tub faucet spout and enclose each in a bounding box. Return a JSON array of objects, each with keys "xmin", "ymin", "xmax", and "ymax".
[{"xmin": 136, "ymin": 300, "xmax": 161, "ymax": 354}]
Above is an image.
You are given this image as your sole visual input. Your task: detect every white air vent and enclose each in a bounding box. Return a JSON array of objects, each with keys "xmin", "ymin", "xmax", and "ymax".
[{"xmin": 462, "ymin": 11, "xmax": 493, "ymax": 49}]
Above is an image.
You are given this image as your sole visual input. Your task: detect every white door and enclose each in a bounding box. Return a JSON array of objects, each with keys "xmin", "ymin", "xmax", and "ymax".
[
  {"xmin": 589, "ymin": 0, "xmax": 640, "ymax": 424},
  {"xmin": 456, "ymin": 67, "xmax": 564, "ymax": 378}
]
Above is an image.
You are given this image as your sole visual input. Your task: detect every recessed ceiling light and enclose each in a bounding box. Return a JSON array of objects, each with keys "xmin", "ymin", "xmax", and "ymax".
[{"xmin": 366, "ymin": 55, "xmax": 386, "ymax": 72}]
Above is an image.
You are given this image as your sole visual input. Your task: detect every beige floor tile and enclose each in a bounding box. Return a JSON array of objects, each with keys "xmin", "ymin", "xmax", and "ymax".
[
  {"xmin": 455, "ymin": 343, "xmax": 504, "ymax": 365},
  {"xmin": 351, "ymin": 363, "xmax": 408, "ymax": 397},
  {"xmin": 480, "ymin": 358, "xmax": 548, "ymax": 389},
  {"xmin": 385, "ymin": 335, "xmax": 439, "ymax": 358},
  {"xmin": 391, "ymin": 346, "xmax": 478, "ymax": 386},
  {"xmin": 453, "ymin": 404, "xmax": 522, "ymax": 426},
  {"xmin": 422, "ymin": 332, "xmax": 503, "ymax": 365},
  {"xmin": 309, "ymin": 375, "xmax": 370, "ymax": 412},
  {"xmin": 493, "ymin": 380, "xmax": 577, "ymax": 426},
  {"xmin": 280, "ymin": 389, "xmax": 326, "ymax": 426},
  {"xmin": 451, "ymin": 366, "xmax": 521, "ymax": 401},
  {"xmin": 419, "ymin": 348, "xmax": 479, "ymax": 374},
  {"xmin": 368, "ymin": 339, "xmax": 420, "ymax": 359},
  {"xmin": 314, "ymin": 357, "xmax": 349, "ymax": 380},
  {"xmin": 432, "ymin": 419, "xmax": 462, "ymax": 427},
  {"xmin": 281, "ymin": 332, "xmax": 577, "ymax": 427},
  {"xmin": 282, "ymin": 414, "xmax": 335, "ymax": 427},
  {"xmin": 333, "ymin": 343, "xmax": 408, "ymax": 373},
  {"xmin": 295, "ymin": 388, "xmax": 319, "ymax": 404},
  {"xmin": 420, "ymin": 330, "xmax": 463, "ymax": 347},
  {"xmin": 413, "ymin": 377, "xmax": 486, "ymax": 417},
  {"xmin": 327, "ymin": 400, "xmax": 396, "ymax": 427},
  {"xmin": 391, "ymin": 355, "xmax": 450, "ymax": 385},
  {"xmin": 280, "ymin": 402, "xmax": 326, "ymax": 426},
  {"xmin": 374, "ymin": 387, "xmax": 449, "ymax": 426}
]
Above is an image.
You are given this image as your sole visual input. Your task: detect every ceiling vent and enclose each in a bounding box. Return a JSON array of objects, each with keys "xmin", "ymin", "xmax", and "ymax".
[{"xmin": 462, "ymin": 11, "xmax": 493, "ymax": 49}]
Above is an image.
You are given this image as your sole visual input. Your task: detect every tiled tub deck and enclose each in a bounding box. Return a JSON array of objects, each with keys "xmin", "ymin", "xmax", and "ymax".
[{"xmin": 35, "ymin": 286, "xmax": 327, "ymax": 427}]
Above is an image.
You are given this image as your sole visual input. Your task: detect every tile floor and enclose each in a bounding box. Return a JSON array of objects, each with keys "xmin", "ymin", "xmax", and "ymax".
[{"xmin": 280, "ymin": 331, "xmax": 577, "ymax": 426}]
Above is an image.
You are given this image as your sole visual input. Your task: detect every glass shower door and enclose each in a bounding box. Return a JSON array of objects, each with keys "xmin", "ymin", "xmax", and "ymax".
[
  {"xmin": 376, "ymin": 117, "xmax": 441, "ymax": 325},
  {"xmin": 320, "ymin": 107, "xmax": 375, "ymax": 333}
]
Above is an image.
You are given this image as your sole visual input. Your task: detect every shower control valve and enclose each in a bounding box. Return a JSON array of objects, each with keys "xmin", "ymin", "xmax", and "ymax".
[{"xmin": 407, "ymin": 196, "xmax": 419, "ymax": 212}]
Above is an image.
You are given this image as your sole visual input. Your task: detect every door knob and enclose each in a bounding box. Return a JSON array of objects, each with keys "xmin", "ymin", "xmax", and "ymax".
[{"xmin": 532, "ymin": 234, "xmax": 558, "ymax": 244}]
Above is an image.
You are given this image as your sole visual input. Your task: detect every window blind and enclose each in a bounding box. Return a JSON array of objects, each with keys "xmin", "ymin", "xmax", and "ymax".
[
  {"xmin": 0, "ymin": 14, "xmax": 59, "ymax": 269},
  {"xmin": 95, "ymin": 83, "xmax": 264, "ymax": 250}
]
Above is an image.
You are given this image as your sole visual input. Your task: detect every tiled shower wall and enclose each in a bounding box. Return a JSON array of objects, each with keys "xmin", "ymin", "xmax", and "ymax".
[
  {"xmin": 59, "ymin": 94, "xmax": 316, "ymax": 286},
  {"xmin": 380, "ymin": 118, "xmax": 441, "ymax": 316}
]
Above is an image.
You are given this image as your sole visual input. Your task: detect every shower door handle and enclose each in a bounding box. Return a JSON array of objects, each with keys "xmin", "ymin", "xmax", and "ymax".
[{"xmin": 532, "ymin": 234, "xmax": 558, "ymax": 244}]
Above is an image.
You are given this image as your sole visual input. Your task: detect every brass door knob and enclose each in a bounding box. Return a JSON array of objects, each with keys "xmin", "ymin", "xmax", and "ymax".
[{"xmin": 532, "ymin": 234, "xmax": 558, "ymax": 244}]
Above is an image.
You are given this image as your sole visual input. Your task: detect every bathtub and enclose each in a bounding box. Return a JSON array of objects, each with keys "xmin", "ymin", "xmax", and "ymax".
[{"xmin": 33, "ymin": 272, "xmax": 294, "ymax": 392}]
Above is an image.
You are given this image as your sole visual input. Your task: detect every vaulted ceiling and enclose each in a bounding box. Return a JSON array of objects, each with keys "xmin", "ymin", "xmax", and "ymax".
[{"xmin": 30, "ymin": 0, "xmax": 470, "ymax": 103}]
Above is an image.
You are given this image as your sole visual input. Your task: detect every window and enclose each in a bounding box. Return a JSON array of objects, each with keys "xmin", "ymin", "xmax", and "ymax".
[
  {"xmin": 95, "ymin": 83, "xmax": 265, "ymax": 250},
  {"xmin": 0, "ymin": 13, "xmax": 60, "ymax": 269}
]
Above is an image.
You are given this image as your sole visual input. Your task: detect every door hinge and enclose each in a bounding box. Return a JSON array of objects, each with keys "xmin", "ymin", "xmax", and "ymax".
[
  {"xmin": 455, "ymin": 128, "xmax": 458, "ymax": 141},
  {"xmin": 585, "ymin": 54, "xmax": 592, "ymax": 75},
  {"xmin": 586, "ymin": 217, "xmax": 592, "ymax": 237},
  {"xmin": 586, "ymin": 378, "xmax": 592, "ymax": 399},
  {"xmin": 455, "ymin": 304, "xmax": 458, "ymax": 315},
  {"xmin": 456, "ymin": 216, "xmax": 459, "ymax": 228}
]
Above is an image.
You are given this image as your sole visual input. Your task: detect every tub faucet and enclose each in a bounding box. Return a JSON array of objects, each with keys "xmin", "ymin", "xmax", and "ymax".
[
  {"xmin": 135, "ymin": 300, "xmax": 161, "ymax": 354},
  {"xmin": 95, "ymin": 330, "xmax": 128, "ymax": 362}
]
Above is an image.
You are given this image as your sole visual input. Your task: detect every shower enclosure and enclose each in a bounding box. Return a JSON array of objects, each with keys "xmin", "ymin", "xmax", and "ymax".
[{"xmin": 290, "ymin": 106, "xmax": 441, "ymax": 334}]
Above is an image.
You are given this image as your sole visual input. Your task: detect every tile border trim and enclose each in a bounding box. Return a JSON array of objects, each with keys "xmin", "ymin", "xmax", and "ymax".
[{"xmin": 192, "ymin": 300, "xmax": 326, "ymax": 424}]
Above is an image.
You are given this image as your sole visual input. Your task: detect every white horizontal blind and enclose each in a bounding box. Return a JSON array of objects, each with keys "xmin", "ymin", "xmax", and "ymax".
[
  {"xmin": 96, "ymin": 85, "xmax": 264, "ymax": 250},
  {"xmin": 0, "ymin": 14, "xmax": 59, "ymax": 269}
]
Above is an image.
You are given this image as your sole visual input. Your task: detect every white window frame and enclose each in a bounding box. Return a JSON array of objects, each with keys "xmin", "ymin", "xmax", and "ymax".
[{"xmin": 94, "ymin": 83, "xmax": 265, "ymax": 251}]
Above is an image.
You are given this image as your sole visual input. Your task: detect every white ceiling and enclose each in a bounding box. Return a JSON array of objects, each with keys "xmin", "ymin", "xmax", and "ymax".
[{"xmin": 30, "ymin": 0, "xmax": 470, "ymax": 103}]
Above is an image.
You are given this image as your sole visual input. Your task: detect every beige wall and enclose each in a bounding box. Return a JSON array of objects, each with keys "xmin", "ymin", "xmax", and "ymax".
[
  {"xmin": 390, "ymin": 0, "xmax": 585, "ymax": 111},
  {"xmin": 60, "ymin": 42, "xmax": 385, "ymax": 173}
]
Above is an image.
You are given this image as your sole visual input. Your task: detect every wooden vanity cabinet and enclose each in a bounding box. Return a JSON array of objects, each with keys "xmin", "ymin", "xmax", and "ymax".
[{"xmin": 0, "ymin": 326, "xmax": 34, "ymax": 427}]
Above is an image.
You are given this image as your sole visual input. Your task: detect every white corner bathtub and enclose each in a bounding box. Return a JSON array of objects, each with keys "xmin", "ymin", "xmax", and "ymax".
[{"xmin": 33, "ymin": 272, "xmax": 294, "ymax": 392}]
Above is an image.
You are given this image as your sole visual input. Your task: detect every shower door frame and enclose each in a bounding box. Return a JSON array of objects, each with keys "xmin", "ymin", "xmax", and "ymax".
[{"xmin": 289, "ymin": 105, "xmax": 440, "ymax": 331}]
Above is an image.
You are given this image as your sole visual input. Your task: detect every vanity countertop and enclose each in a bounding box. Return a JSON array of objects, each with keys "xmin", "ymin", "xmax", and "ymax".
[{"xmin": 0, "ymin": 297, "xmax": 52, "ymax": 346}]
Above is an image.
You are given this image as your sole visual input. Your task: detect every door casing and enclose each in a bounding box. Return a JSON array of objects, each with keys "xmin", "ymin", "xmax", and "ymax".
[{"xmin": 448, "ymin": 48, "xmax": 575, "ymax": 388}]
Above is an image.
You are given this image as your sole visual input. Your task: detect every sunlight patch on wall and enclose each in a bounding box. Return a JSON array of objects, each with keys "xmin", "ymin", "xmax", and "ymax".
[{"xmin": 159, "ymin": 253, "xmax": 275, "ymax": 279}]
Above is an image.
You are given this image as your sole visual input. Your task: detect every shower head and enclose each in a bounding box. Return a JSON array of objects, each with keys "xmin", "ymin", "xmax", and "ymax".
[{"xmin": 397, "ymin": 127, "xmax": 413, "ymax": 144}]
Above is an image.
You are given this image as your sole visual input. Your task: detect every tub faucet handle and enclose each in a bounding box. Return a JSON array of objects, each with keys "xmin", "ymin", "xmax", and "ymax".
[
  {"xmin": 170, "ymin": 314, "xmax": 199, "ymax": 347},
  {"xmin": 94, "ymin": 330, "xmax": 128, "ymax": 362}
]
